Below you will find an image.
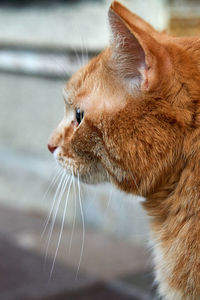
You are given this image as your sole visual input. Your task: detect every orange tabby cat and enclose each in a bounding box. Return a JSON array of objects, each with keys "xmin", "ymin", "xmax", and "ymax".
[{"xmin": 48, "ymin": 1, "xmax": 200, "ymax": 299}]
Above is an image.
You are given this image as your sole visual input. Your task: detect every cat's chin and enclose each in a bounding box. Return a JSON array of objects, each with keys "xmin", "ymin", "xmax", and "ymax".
[{"xmin": 78, "ymin": 172, "xmax": 109, "ymax": 185}]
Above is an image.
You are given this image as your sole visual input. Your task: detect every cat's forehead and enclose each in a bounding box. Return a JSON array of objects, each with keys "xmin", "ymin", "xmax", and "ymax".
[
  {"xmin": 64, "ymin": 55, "xmax": 102, "ymax": 103},
  {"xmin": 64, "ymin": 74, "xmax": 127, "ymax": 116},
  {"xmin": 63, "ymin": 50, "xmax": 126, "ymax": 113}
]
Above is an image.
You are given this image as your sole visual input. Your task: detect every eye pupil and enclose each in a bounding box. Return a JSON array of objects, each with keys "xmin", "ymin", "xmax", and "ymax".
[{"xmin": 76, "ymin": 108, "xmax": 84, "ymax": 124}]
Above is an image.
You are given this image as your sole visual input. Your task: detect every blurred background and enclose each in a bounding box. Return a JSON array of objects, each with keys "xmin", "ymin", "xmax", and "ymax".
[{"xmin": 0, "ymin": 0, "xmax": 200, "ymax": 299}]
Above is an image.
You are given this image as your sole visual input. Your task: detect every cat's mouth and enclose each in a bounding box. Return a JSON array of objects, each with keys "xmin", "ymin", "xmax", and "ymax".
[
  {"xmin": 53, "ymin": 147, "xmax": 108, "ymax": 184},
  {"xmin": 53, "ymin": 147, "xmax": 79, "ymax": 175}
]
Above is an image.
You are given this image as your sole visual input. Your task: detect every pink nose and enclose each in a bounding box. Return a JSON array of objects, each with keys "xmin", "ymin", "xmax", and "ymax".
[{"xmin": 48, "ymin": 144, "xmax": 57, "ymax": 154}]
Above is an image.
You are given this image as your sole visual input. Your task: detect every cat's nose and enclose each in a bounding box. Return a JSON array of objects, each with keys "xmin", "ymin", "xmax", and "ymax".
[{"xmin": 48, "ymin": 144, "xmax": 57, "ymax": 154}]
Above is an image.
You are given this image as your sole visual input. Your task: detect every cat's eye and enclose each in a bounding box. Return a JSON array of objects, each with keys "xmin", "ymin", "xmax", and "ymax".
[{"xmin": 76, "ymin": 108, "xmax": 84, "ymax": 125}]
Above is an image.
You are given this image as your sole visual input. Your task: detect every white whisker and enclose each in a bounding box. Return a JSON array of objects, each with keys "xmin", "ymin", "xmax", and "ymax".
[
  {"xmin": 50, "ymin": 174, "xmax": 73, "ymax": 277},
  {"xmin": 48, "ymin": 54, "xmax": 69, "ymax": 82},
  {"xmin": 76, "ymin": 172, "xmax": 85, "ymax": 278},
  {"xmin": 45, "ymin": 172, "xmax": 70, "ymax": 261},
  {"xmin": 42, "ymin": 164, "xmax": 61, "ymax": 203},
  {"xmin": 80, "ymin": 42, "xmax": 83, "ymax": 67},
  {"xmin": 69, "ymin": 170, "xmax": 77, "ymax": 256},
  {"xmin": 40, "ymin": 169, "xmax": 65, "ymax": 239},
  {"xmin": 72, "ymin": 46, "xmax": 82, "ymax": 69},
  {"xmin": 81, "ymin": 36, "xmax": 89, "ymax": 65},
  {"xmin": 72, "ymin": 24, "xmax": 87, "ymax": 69},
  {"xmin": 41, "ymin": 167, "xmax": 63, "ymax": 239}
]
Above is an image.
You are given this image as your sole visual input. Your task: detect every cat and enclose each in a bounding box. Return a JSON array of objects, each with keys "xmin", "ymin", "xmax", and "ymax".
[{"xmin": 48, "ymin": 1, "xmax": 200, "ymax": 299}]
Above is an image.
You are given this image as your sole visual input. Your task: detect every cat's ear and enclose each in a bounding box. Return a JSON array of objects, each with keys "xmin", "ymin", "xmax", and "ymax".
[
  {"xmin": 110, "ymin": 0, "xmax": 158, "ymax": 36},
  {"xmin": 108, "ymin": 1, "xmax": 171, "ymax": 92}
]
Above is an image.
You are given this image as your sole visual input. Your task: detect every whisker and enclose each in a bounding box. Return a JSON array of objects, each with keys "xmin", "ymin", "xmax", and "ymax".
[
  {"xmin": 42, "ymin": 164, "xmax": 61, "ymax": 203},
  {"xmin": 72, "ymin": 46, "xmax": 82, "ymax": 70},
  {"xmin": 40, "ymin": 169, "xmax": 63, "ymax": 239},
  {"xmin": 69, "ymin": 169, "xmax": 77, "ymax": 256},
  {"xmin": 45, "ymin": 172, "xmax": 70, "ymax": 261},
  {"xmin": 50, "ymin": 174, "xmax": 73, "ymax": 278},
  {"xmin": 80, "ymin": 38, "xmax": 84, "ymax": 67},
  {"xmin": 48, "ymin": 54, "xmax": 69, "ymax": 82},
  {"xmin": 75, "ymin": 26, "xmax": 85, "ymax": 68},
  {"xmin": 41, "ymin": 168, "xmax": 65, "ymax": 240},
  {"xmin": 81, "ymin": 36, "xmax": 89, "ymax": 65},
  {"xmin": 76, "ymin": 172, "xmax": 85, "ymax": 278},
  {"xmin": 71, "ymin": 23, "xmax": 89, "ymax": 69}
]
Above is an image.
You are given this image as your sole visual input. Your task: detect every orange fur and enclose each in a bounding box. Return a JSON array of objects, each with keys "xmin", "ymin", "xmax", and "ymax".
[{"xmin": 48, "ymin": 2, "xmax": 200, "ymax": 298}]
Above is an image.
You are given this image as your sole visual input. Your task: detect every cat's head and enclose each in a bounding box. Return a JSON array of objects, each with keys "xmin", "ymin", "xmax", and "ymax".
[{"xmin": 48, "ymin": 1, "xmax": 200, "ymax": 196}]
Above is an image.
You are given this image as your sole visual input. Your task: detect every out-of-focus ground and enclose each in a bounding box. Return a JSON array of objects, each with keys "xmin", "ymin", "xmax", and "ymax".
[{"xmin": 0, "ymin": 0, "xmax": 200, "ymax": 299}]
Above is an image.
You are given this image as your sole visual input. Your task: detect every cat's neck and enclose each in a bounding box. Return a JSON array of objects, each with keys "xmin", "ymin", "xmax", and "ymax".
[{"xmin": 143, "ymin": 142, "xmax": 200, "ymax": 299}]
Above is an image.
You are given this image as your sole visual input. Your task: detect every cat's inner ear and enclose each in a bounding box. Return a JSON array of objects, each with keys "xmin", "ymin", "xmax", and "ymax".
[{"xmin": 108, "ymin": 1, "xmax": 168, "ymax": 92}]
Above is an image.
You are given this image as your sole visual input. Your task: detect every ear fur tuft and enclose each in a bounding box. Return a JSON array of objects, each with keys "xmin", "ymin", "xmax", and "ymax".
[
  {"xmin": 108, "ymin": 2, "xmax": 170, "ymax": 92},
  {"xmin": 109, "ymin": 8, "xmax": 146, "ymax": 90}
]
